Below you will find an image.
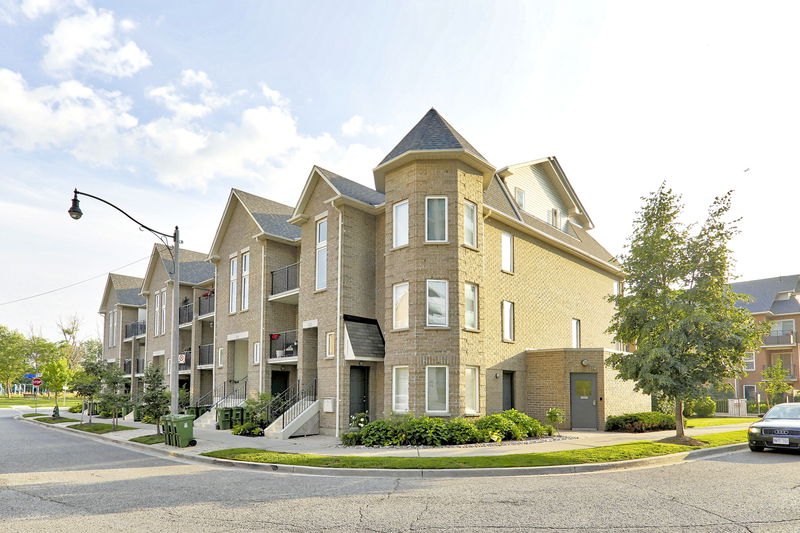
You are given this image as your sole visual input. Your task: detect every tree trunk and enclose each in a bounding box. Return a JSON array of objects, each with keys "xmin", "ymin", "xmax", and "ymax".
[{"xmin": 675, "ymin": 400, "xmax": 685, "ymax": 438}]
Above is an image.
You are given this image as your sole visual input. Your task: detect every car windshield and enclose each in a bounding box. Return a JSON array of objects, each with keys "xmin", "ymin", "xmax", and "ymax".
[{"xmin": 764, "ymin": 404, "xmax": 800, "ymax": 419}]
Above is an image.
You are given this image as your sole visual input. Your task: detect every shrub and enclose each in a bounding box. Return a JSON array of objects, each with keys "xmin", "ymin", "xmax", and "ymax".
[
  {"xmin": 500, "ymin": 409, "xmax": 545, "ymax": 438},
  {"xmin": 67, "ymin": 404, "xmax": 82, "ymax": 413},
  {"xmin": 545, "ymin": 408, "xmax": 565, "ymax": 432},
  {"xmin": 401, "ymin": 415, "xmax": 446, "ymax": 446},
  {"xmin": 692, "ymin": 396, "xmax": 716, "ymax": 417},
  {"xmin": 475, "ymin": 414, "xmax": 522, "ymax": 442},
  {"xmin": 605, "ymin": 412, "xmax": 677, "ymax": 432},
  {"xmin": 682, "ymin": 399, "xmax": 695, "ymax": 418},
  {"xmin": 359, "ymin": 419, "xmax": 405, "ymax": 447},
  {"xmin": 652, "ymin": 395, "xmax": 675, "ymax": 415},
  {"xmin": 340, "ymin": 430, "xmax": 362, "ymax": 446},
  {"xmin": 442, "ymin": 418, "xmax": 480, "ymax": 444},
  {"xmin": 543, "ymin": 424, "xmax": 556, "ymax": 436},
  {"xmin": 231, "ymin": 421, "xmax": 263, "ymax": 437},
  {"xmin": 350, "ymin": 411, "xmax": 369, "ymax": 429}
]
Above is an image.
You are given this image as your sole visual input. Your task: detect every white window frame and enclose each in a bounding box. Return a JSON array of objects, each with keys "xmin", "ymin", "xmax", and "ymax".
[
  {"xmin": 743, "ymin": 351, "xmax": 756, "ymax": 372},
  {"xmin": 393, "ymin": 200, "xmax": 409, "ymax": 248},
  {"xmin": 393, "ymin": 282, "xmax": 409, "ymax": 330},
  {"xmin": 425, "ymin": 365, "xmax": 449, "ymax": 414},
  {"xmin": 426, "ymin": 279, "xmax": 449, "ymax": 328},
  {"xmin": 501, "ymin": 232, "xmax": 514, "ymax": 273},
  {"xmin": 502, "ymin": 301, "xmax": 515, "ymax": 342},
  {"xmin": 153, "ymin": 292, "xmax": 161, "ymax": 337},
  {"xmin": 549, "ymin": 208, "xmax": 560, "ymax": 228},
  {"xmin": 160, "ymin": 288, "xmax": 166, "ymax": 335},
  {"xmin": 465, "ymin": 366, "xmax": 479, "ymax": 414},
  {"xmin": 241, "ymin": 252, "xmax": 250, "ymax": 311},
  {"xmin": 464, "ymin": 200, "xmax": 477, "ymax": 248},
  {"xmin": 218, "ymin": 347, "xmax": 224, "ymax": 368},
  {"xmin": 316, "ymin": 218, "xmax": 328, "ymax": 290},
  {"xmin": 253, "ymin": 342, "xmax": 261, "ymax": 365},
  {"xmin": 464, "ymin": 282, "xmax": 478, "ymax": 330},
  {"xmin": 425, "ymin": 196, "xmax": 448, "ymax": 243},
  {"xmin": 229, "ymin": 257, "xmax": 238, "ymax": 314},
  {"xmin": 392, "ymin": 366, "xmax": 410, "ymax": 413},
  {"xmin": 326, "ymin": 332, "xmax": 336, "ymax": 358},
  {"xmin": 613, "ymin": 281, "xmax": 621, "ymax": 297},
  {"xmin": 514, "ymin": 187, "xmax": 526, "ymax": 210},
  {"xmin": 572, "ymin": 318, "xmax": 581, "ymax": 348}
]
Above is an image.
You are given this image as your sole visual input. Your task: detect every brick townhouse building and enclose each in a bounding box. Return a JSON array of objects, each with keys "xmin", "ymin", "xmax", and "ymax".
[{"xmin": 99, "ymin": 109, "xmax": 649, "ymax": 435}]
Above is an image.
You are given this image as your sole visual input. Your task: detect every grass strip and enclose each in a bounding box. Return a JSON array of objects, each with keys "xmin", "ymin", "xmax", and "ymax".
[
  {"xmin": 0, "ymin": 398, "xmax": 83, "ymax": 408},
  {"xmin": 130, "ymin": 434, "xmax": 165, "ymax": 445},
  {"xmin": 685, "ymin": 417, "xmax": 756, "ymax": 428},
  {"xmin": 693, "ymin": 429, "xmax": 748, "ymax": 447},
  {"xmin": 35, "ymin": 417, "xmax": 78, "ymax": 424},
  {"xmin": 22, "ymin": 413, "xmax": 49, "ymax": 418},
  {"xmin": 68, "ymin": 423, "xmax": 136, "ymax": 434}
]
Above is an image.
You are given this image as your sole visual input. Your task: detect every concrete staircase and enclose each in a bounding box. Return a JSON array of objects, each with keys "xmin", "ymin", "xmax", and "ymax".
[{"xmin": 264, "ymin": 399, "xmax": 320, "ymax": 440}]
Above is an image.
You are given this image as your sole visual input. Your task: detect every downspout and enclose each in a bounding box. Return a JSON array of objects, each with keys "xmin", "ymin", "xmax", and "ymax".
[
  {"xmin": 259, "ymin": 239, "xmax": 265, "ymax": 395},
  {"xmin": 332, "ymin": 200, "xmax": 344, "ymax": 439}
]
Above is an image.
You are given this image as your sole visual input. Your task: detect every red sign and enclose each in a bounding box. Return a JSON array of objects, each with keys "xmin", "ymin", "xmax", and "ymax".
[{"xmin": 32, "ymin": 378, "xmax": 42, "ymax": 387}]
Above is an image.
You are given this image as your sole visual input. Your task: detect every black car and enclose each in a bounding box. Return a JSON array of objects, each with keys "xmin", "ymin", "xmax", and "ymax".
[{"xmin": 748, "ymin": 403, "xmax": 800, "ymax": 452}]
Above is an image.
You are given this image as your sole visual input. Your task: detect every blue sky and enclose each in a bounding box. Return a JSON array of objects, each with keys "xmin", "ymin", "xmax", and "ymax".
[{"xmin": 2, "ymin": 0, "xmax": 800, "ymax": 339}]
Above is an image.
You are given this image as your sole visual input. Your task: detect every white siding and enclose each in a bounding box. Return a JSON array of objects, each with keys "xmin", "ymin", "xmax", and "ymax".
[{"xmin": 504, "ymin": 163, "xmax": 576, "ymax": 233}]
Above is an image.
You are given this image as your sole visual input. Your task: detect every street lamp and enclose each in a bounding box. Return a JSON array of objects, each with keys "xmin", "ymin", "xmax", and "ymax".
[{"xmin": 68, "ymin": 189, "xmax": 182, "ymax": 414}]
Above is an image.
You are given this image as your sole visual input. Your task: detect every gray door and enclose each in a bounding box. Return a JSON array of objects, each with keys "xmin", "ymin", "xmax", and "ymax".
[
  {"xmin": 502, "ymin": 371, "xmax": 515, "ymax": 411},
  {"xmin": 349, "ymin": 366, "xmax": 369, "ymax": 417},
  {"xmin": 570, "ymin": 373, "xmax": 598, "ymax": 429}
]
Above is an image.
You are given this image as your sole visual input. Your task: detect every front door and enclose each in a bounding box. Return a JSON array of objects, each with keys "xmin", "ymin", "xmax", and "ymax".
[
  {"xmin": 570, "ymin": 373, "xmax": 598, "ymax": 429},
  {"xmin": 502, "ymin": 371, "xmax": 515, "ymax": 411},
  {"xmin": 271, "ymin": 371, "xmax": 290, "ymax": 396},
  {"xmin": 349, "ymin": 366, "xmax": 369, "ymax": 417},
  {"xmin": 233, "ymin": 340, "xmax": 248, "ymax": 380}
]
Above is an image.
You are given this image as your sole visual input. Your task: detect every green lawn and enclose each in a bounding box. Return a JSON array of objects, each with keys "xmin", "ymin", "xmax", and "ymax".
[
  {"xmin": 130, "ymin": 434, "xmax": 165, "ymax": 445},
  {"xmin": 202, "ymin": 430, "xmax": 750, "ymax": 470},
  {"xmin": 68, "ymin": 423, "xmax": 136, "ymax": 434},
  {"xmin": 35, "ymin": 417, "xmax": 79, "ymax": 424},
  {"xmin": 685, "ymin": 417, "xmax": 756, "ymax": 428},
  {"xmin": 21, "ymin": 413, "xmax": 49, "ymax": 418},
  {"xmin": 0, "ymin": 397, "xmax": 83, "ymax": 408}
]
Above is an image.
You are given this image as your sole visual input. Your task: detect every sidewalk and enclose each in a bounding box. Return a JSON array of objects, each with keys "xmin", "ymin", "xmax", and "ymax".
[{"xmin": 19, "ymin": 410, "xmax": 752, "ymax": 459}]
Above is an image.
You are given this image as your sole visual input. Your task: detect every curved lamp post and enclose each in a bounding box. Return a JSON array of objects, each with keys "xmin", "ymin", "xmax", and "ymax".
[{"xmin": 69, "ymin": 189, "xmax": 182, "ymax": 415}]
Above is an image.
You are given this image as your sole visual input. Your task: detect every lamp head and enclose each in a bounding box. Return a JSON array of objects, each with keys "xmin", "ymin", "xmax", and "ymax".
[{"xmin": 68, "ymin": 190, "xmax": 82, "ymax": 220}]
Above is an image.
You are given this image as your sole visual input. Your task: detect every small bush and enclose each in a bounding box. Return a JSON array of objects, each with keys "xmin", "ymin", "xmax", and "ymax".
[
  {"xmin": 692, "ymin": 396, "xmax": 716, "ymax": 417},
  {"xmin": 500, "ymin": 409, "xmax": 545, "ymax": 438},
  {"xmin": 682, "ymin": 399, "xmax": 695, "ymax": 418},
  {"xmin": 442, "ymin": 418, "xmax": 480, "ymax": 444},
  {"xmin": 605, "ymin": 412, "xmax": 677, "ymax": 432},
  {"xmin": 475, "ymin": 414, "xmax": 522, "ymax": 442},
  {"xmin": 67, "ymin": 404, "xmax": 82, "ymax": 413},
  {"xmin": 340, "ymin": 430, "xmax": 362, "ymax": 446},
  {"xmin": 350, "ymin": 411, "xmax": 370, "ymax": 429},
  {"xmin": 543, "ymin": 424, "xmax": 556, "ymax": 436},
  {"xmin": 359, "ymin": 419, "xmax": 405, "ymax": 447},
  {"xmin": 401, "ymin": 415, "xmax": 446, "ymax": 446},
  {"xmin": 231, "ymin": 421, "xmax": 263, "ymax": 437}
]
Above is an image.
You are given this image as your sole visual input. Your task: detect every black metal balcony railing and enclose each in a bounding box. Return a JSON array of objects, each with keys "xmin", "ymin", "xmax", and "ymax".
[
  {"xmin": 198, "ymin": 293, "xmax": 215, "ymax": 316},
  {"xmin": 270, "ymin": 330, "xmax": 298, "ymax": 359},
  {"xmin": 135, "ymin": 358, "xmax": 145, "ymax": 374},
  {"xmin": 122, "ymin": 359, "xmax": 132, "ymax": 375},
  {"xmin": 179, "ymin": 303, "xmax": 193, "ymax": 325},
  {"xmin": 178, "ymin": 350, "xmax": 192, "ymax": 371},
  {"xmin": 764, "ymin": 331, "xmax": 795, "ymax": 345},
  {"xmin": 271, "ymin": 262, "xmax": 299, "ymax": 295},
  {"xmin": 124, "ymin": 320, "xmax": 146, "ymax": 338},
  {"xmin": 198, "ymin": 344, "xmax": 214, "ymax": 366}
]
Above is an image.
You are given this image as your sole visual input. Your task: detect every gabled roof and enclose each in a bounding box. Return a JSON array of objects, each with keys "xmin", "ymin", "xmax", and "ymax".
[
  {"xmin": 141, "ymin": 244, "xmax": 213, "ymax": 293},
  {"xmin": 730, "ymin": 275, "xmax": 800, "ymax": 315},
  {"xmin": 373, "ymin": 109, "xmax": 495, "ymax": 192},
  {"xmin": 291, "ymin": 166, "xmax": 385, "ymax": 222},
  {"xmin": 208, "ymin": 189, "xmax": 299, "ymax": 257},
  {"xmin": 343, "ymin": 315, "xmax": 385, "ymax": 359},
  {"xmin": 98, "ymin": 273, "xmax": 145, "ymax": 312}
]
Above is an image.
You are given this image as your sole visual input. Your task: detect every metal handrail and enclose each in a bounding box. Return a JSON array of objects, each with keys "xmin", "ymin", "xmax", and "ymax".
[
  {"xmin": 269, "ymin": 330, "xmax": 298, "ymax": 359},
  {"xmin": 271, "ymin": 262, "xmax": 299, "ymax": 295},
  {"xmin": 198, "ymin": 344, "xmax": 214, "ymax": 366},
  {"xmin": 253, "ymin": 379, "xmax": 317, "ymax": 429},
  {"xmin": 179, "ymin": 303, "xmax": 193, "ymax": 325},
  {"xmin": 198, "ymin": 293, "xmax": 215, "ymax": 315},
  {"xmin": 124, "ymin": 320, "xmax": 146, "ymax": 338},
  {"xmin": 280, "ymin": 379, "xmax": 317, "ymax": 429},
  {"xmin": 195, "ymin": 376, "xmax": 248, "ymax": 408}
]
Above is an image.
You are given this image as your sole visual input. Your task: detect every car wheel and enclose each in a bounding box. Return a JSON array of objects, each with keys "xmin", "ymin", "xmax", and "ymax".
[{"xmin": 749, "ymin": 444, "xmax": 765, "ymax": 452}]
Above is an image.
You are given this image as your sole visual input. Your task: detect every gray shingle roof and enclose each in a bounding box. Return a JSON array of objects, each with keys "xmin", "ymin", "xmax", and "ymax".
[
  {"xmin": 484, "ymin": 174, "xmax": 521, "ymax": 221},
  {"xmin": 316, "ymin": 167, "xmax": 385, "ymax": 206},
  {"xmin": 234, "ymin": 189, "xmax": 300, "ymax": 241},
  {"xmin": 156, "ymin": 245, "xmax": 215, "ymax": 285},
  {"xmin": 109, "ymin": 274, "xmax": 146, "ymax": 306},
  {"xmin": 344, "ymin": 315, "xmax": 385, "ymax": 358},
  {"xmin": 116, "ymin": 287, "xmax": 145, "ymax": 306},
  {"xmin": 379, "ymin": 108, "xmax": 488, "ymax": 166},
  {"xmin": 730, "ymin": 275, "xmax": 800, "ymax": 314}
]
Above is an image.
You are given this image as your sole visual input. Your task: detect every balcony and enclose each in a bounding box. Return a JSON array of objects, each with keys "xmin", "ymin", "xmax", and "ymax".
[
  {"xmin": 198, "ymin": 344, "xmax": 214, "ymax": 366},
  {"xmin": 179, "ymin": 303, "xmax": 193, "ymax": 326},
  {"xmin": 763, "ymin": 331, "xmax": 795, "ymax": 346},
  {"xmin": 122, "ymin": 359, "xmax": 132, "ymax": 376},
  {"xmin": 762, "ymin": 363, "xmax": 797, "ymax": 381},
  {"xmin": 124, "ymin": 320, "xmax": 146, "ymax": 339},
  {"xmin": 269, "ymin": 330, "xmax": 298, "ymax": 362},
  {"xmin": 135, "ymin": 358, "xmax": 145, "ymax": 374},
  {"xmin": 178, "ymin": 350, "xmax": 192, "ymax": 372},
  {"xmin": 198, "ymin": 292, "xmax": 215, "ymax": 318},
  {"xmin": 269, "ymin": 263, "xmax": 299, "ymax": 304}
]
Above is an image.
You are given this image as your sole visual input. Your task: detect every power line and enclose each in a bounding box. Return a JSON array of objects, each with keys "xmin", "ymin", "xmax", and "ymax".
[{"xmin": 0, "ymin": 255, "xmax": 150, "ymax": 306}]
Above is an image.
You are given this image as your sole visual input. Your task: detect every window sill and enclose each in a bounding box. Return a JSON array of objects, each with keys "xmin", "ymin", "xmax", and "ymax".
[
  {"xmin": 461, "ymin": 243, "xmax": 479, "ymax": 252},
  {"xmin": 463, "ymin": 327, "xmax": 480, "ymax": 333},
  {"xmin": 424, "ymin": 241, "xmax": 449, "ymax": 245},
  {"xmin": 464, "ymin": 412, "xmax": 480, "ymax": 417},
  {"xmin": 391, "ymin": 244, "xmax": 409, "ymax": 252},
  {"xmin": 502, "ymin": 339, "xmax": 515, "ymax": 344},
  {"xmin": 424, "ymin": 326, "xmax": 450, "ymax": 331},
  {"xmin": 425, "ymin": 412, "xmax": 450, "ymax": 417},
  {"xmin": 391, "ymin": 328, "xmax": 410, "ymax": 333},
  {"xmin": 313, "ymin": 288, "xmax": 327, "ymax": 294},
  {"xmin": 324, "ymin": 355, "xmax": 335, "ymax": 360},
  {"xmin": 501, "ymin": 269, "xmax": 514, "ymax": 275}
]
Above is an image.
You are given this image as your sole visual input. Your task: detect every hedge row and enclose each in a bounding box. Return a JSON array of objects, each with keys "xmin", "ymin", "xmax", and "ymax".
[
  {"xmin": 604, "ymin": 412, "xmax": 678, "ymax": 432},
  {"xmin": 341, "ymin": 409, "xmax": 556, "ymax": 447}
]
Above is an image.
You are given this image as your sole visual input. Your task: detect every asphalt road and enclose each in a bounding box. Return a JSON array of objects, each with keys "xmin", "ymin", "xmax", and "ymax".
[{"xmin": 1, "ymin": 409, "xmax": 799, "ymax": 533}]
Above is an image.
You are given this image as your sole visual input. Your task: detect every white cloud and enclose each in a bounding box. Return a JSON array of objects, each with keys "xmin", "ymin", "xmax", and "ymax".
[
  {"xmin": 20, "ymin": 0, "xmax": 84, "ymax": 19},
  {"xmin": 260, "ymin": 83, "xmax": 288, "ymax": 108},
  {"xmin": 41, "ymin": 6, "xmax": 151, "ymax": 78},
  {"xmin": 147, "ymin": 85, "xmax": 212, "ymax": 121},
  {"xmin": 180, "ymin": 69, "xmax": 212, "ymax": 89},
  {"xmin": 341, "ymin": 114, "xmax": 386, "ymax": 137}
]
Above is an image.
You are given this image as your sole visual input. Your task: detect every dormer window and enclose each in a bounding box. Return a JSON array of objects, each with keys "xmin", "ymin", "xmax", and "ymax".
[
  {"xmin": 514, "ymin": 187, "xmax": 526, "ymax": 210},
  {"xmin": 548, "ymin": 208, "xmax": 560, "ymax": 228},
  {"xmin": 776, "ymin": 291, "xmax": 792, "ymax": 301}
]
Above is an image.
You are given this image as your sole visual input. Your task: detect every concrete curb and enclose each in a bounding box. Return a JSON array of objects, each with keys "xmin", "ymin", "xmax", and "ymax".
[{"xmin": 18, "ymin": 416, "xmax": 748, "ymax": 478}]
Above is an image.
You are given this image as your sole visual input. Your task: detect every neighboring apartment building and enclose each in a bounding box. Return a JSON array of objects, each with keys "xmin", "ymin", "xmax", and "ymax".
[
  {"xmin": 729, "ymin": 275, "xmax": 800, "ymax": 401},
  {"xmin": 100, "ymin": 109, "xmax": 648, "ymax": 435},
  {"xmin": 99, "ymin": 273, "xmax": 146, "ymax": 392}
]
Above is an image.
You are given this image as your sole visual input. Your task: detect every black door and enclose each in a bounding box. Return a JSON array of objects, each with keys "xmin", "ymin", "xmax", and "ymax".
[
  {"xmin": 349, "ymin": 366, "xmax": 369, "ymax": 417},
  {"xmin": 271, "ymin": 371, "xmax": 290, "ymax": 396},
  {"xmin": 502, "ymin": 371, "xmax": 515, "ymax": 411}
]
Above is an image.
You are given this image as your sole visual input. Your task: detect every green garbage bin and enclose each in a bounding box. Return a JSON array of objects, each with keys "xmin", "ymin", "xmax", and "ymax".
[
  {"xmin": 232, "ymin": 406, "xmax": 244, "ymax": 427},
  {"xmin": 162, "ymin": 415, "xmax": 175, "ymax": 446},
  {"xmin": 185, "ymin": 406, "xmax": 198, "ymax": 420},
  {"xmin": 217, "ymin": 407, "xmax": 233, "ymax": 430},
  {"xmin": 198, "ymin": 405, "xmax": 211, "ymax": 418},
  {"xmin": 172, "ymin": 414, "xmax": 197, "ymax": 447}
]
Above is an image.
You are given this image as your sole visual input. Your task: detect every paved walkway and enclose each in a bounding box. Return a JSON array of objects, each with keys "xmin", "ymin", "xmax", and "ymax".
[{"xmin": 11, "ymin": 408, "xmax": 752, "ymax": 458}]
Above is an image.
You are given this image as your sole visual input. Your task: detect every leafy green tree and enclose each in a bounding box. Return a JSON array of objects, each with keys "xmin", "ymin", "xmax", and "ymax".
[
  {"xmin": 71, "ymin": 353, "xmax": 106, "ymax": 424},
  {"xmin": 607, "ymin": 186, "xmax": 767, "ymax": 441},
  {"xmin": 140, "ymin": 363, "xmax": 169, "ymax": 433},
  {"xmin": 761, "ymin": 360, "xmax": 793, "ymax": 407},
  {"xmin": 99, "ymin": 364, "xmax": 128, "ymax": 429},
  {"xmin": 40, "ymin": 357, "xmax": 74, "ymax": 417},
  {"xmin": 0, "ymin": 326, "xmax": 27, "ymax": 398},
  {"xmin": 80, "ymin": 338, "xmax": 103, "ymax": 363}
]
